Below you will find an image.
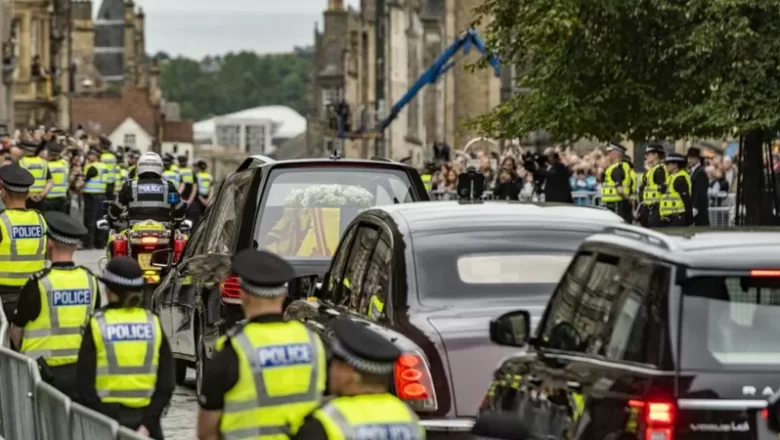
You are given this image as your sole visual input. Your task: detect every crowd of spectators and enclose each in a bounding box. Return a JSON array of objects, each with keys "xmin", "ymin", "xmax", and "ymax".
[{"xmin": 426, "ymin": 145, "xmax": 739, "ymax": 204}]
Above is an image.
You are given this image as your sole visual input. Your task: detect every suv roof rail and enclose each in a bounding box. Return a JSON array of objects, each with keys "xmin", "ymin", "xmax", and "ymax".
[{"xmin": 600, "ymin": 224, "xmax": 675, "ymax": 250}]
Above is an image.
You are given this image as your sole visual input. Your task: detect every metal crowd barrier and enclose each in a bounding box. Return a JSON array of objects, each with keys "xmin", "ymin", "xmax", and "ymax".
[
  {"xmin": 428, "ymin": 190, "xmax": 737, "ymax": 227},
  {"xmin": 0, "ymin": 306, "xmax": 149, "ymax": 440}
]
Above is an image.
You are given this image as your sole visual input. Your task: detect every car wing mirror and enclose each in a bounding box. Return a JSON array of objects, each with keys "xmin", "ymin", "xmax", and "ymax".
[
  {"xmin": 288, "ymin": 274, "xmax": 318, "ymax": 300},
  {"xmin": 96, "ymin": 218, "xmax": 110, "ymax": 231},
  {"xmin": 150, "ymin": 248, "xmax": 174, "ymax": 269},
  {"xmin": 471, "ymin": 411, "xmax": 532, "ymax": 439},
  {"xmin": 179, "ymin": 219, "xmax": 193, "ymax": 233},
  {"xmin": 489, "ymin": 310, "xmax": 531, "ymax": 347}
]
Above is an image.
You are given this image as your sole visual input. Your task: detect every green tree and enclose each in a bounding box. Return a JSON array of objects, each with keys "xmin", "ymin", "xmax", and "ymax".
[
  {"xmin": 473, "ymin": 0, "xmax": 780, "ymax": 223},
  {"xmin": 158, "ymin": 51, "xmax": 311, "ymax": 121}
]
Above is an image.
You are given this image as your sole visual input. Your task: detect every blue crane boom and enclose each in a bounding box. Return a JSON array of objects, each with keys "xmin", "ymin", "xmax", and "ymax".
[{"xmin": 378, "ymin": 28, "xmax": 501, "ymax": 133}]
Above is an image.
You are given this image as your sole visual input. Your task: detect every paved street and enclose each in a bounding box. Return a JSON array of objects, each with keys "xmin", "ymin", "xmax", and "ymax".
[{"xmin": 75, "ymin": 249, "xmax": 198, "ymax": 440}]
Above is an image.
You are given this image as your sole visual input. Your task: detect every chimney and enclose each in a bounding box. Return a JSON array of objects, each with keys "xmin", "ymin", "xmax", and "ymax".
[
  {"xmin": 136, "ymin": 7, "xmax": 147, "ymax": 86},
  {"xmin": 149, "ymin": 59, "xmax": 161, "ymax": 105},
  {"xmin": 328, "ymin": 0, "xmax": 344, "ymax": 10}
]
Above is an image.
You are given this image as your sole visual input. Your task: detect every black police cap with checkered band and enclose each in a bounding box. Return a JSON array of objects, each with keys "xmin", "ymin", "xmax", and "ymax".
[
  {"xmin": 44, "ymin": 211, "xmax": 87, "ymax": 245},
  {"xmin": 0, "ymin": 164, "xmax": 34, "ymax": 193},
  {"xmin": 330, "ymin": 318, "xmax": 401, "ymax": 375}
]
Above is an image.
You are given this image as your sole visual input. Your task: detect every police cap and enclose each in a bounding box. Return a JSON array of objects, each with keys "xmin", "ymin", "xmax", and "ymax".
[
  {"xmin": 88, "ymin": 146, "xmax": 101, "ymax": 156},
  {"xmin": 19, "ymin": 140, "xmax": 38, "ymax": 151},
  {"xmin": 177, "ymin": 154, "xmax": 188, "ymax": 162},
  {"xmin": 98, "ymin": 135, "xmax": 111, "ymax": 148},
  {"xmin": 0, "ymin": 164, "xmax": 34, "ymax": 193},
  {"xmin": 46, "ymin": 142, "xmax": 64, "ymax": 154},
  {"xmin": 231, "ymin": 249, "xmax": 295, "ymax": 297},
  {"xmin": 607, "ymin": 142, "xmax": 627, "ymax": 154},
  {"xmin": 665, "ymin": 153, "xmax": 687, "ymax": 164},
  {"xmin": 100, "ymin": 256, "xmax": 145, "ymax": 292},
  {"xmin": 645, "ymin": 143, "xmax": 665, "ymax": 155},
  {"xmin": 45, "ymin": 211, "xmax": 87, "ymax": 245},
  {"xmin": 162, "ymin": 153, "xmax": 173, "ymax": 163},
  {"xmin": 330, "ymin": 318, "xmax": 401, "ymax": 375}
]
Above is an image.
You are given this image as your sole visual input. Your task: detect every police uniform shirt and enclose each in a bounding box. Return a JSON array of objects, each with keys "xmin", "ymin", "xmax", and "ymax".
[
  {"xmin": 76, "ymin": 302, "xmax": 175, "ymax": 427},
  {"xmin": 671, "ymin": 170, "xmax": 693, "ymax": 212},
  {"xmin": 11, "ymin": 262, "xmax": 103, "ymax": 327},
  {"xmin": 603, "ymin": 164, "xmax": 626, "ymax": 191},
  {"xmin": 116, "ymin": 177, "xmax": 182, "ymax": 222}
]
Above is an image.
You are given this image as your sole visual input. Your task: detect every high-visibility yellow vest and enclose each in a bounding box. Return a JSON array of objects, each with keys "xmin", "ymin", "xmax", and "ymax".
[
  {"xmin": 163, "ymin": 169, "xmax": 180, "ymax": 188},
  {"xmin": 128, "ymin": 165, "xmax": 137, "ymax": 180},
  {"xmin": 119, "ymin": 168, "xmax": 128, "ymax": 182},
  {"xmin": 178, "ymin": 167, "xmax": 194, "ymax": 185},
  {"xmin": 368, "ymin": 294, "xmax": 384, "ymax": 320},
  {"xmin": 21, "ymin": 267, "xmax": 98, "ymax": 366},
  {"xmin": 91, "ymin": 308, "xmax": 162, "ymax": 408},
  {"xmin": 83, "ymin": 162, "xmax": 107, "ymax": 194},
  {"xmin": 659, "ymin": 170, "xmax": 692, "ymax": 217},
  {"xmin": 628, "ymin": 167, "xmax": 637, "ymax": 201},
  {"xmin": 0, "ymin": 209, "xmax": 47, "ymax": 286},
  {"xmin": 421, "ymin": 173, "xmax": 432, "ymax": 192},
  {"xmin": 101, "ymin": 152, "xmax": 118, "ymax": 185},
  {"xmin": 171, "ymin": 164, "xmax": 180, "ymax": 172},
  {"xmin": 642, "ymin": 164, "xmax": 666, "ymax": 205},
  {"xmin": 219, "ymin": 320, "xmax": 326, "ymax": 439},
  {"xmin": 46, "ymin": 158, "xmax": 69, "ymax": 199},
  {"xmin": 601, "ymin": 162, "xmax": 631, "ymax": 203},
  {"xmin": 313, "ymin": 394, "xmax": 425, "ymax": 440},
  {"xmin": 196, "ymin": 172, "xmax": 212, "ymax": 197},
  {"xmin": 19, "ymin": 156, "xmax": 49, "ymax": 194}
]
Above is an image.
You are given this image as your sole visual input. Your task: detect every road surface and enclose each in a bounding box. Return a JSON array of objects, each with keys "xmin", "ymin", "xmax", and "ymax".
[{"xmin": 76, "ymin": 249, "xmax": 198, "ymax": 440}]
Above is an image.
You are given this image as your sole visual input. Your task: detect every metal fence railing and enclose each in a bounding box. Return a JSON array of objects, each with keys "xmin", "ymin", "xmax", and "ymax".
[
  {"xmin": 428, "ymin": 190, "xmax": 738, "ymax": 227},
  {"xmin": 0, "ymin": 305, "xmax": 150, "ymax": 440}
]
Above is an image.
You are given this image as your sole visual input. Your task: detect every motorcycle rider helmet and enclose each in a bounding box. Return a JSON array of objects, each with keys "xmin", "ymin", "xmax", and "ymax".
[{"xmin": 137, "ymin": 152, "xmax": 164, "ymax": 177}]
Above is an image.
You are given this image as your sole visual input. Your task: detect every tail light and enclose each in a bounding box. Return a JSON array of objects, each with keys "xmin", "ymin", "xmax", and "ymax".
[
  {"xmin": 112, "ymin": 236, "xmax": 127, "ymax": 256},
  {"xmin": 630, "ymin": 400, "xmax": 675, "ymax": 440},
  {"xmin": 394, "ymin": 352, "xmax": 437, "ymax": 412},
  {"xmin": 173, "ymin": 238, "xmax": 186, "ymax": 262},
  {"xmin": 220, "ymin": 274, "xmax": 241, "ymax": 305}
]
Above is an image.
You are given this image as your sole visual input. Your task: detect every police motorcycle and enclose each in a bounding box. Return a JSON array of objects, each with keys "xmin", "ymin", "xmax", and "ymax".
[{"xmin": 96, "ymin": 212, "xmax": 192, "ymax": 307}]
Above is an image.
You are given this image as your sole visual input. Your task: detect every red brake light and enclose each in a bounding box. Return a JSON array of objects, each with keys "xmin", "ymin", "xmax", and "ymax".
[
  {"xmin": 642, "ymin": 400, "xmax": 675, "ymax": 440},
  {"xmin": 220, "ymin": 275, "xmax": 241, "ymax": 304},
  {"xmin": 751, "ymin": 270, "xmax": 780, "ymax": 277},
  {"xmin": 112, "ymin": 236, "xmax": 127, "ymax": 256},
  {"xmin": 394, "ymin": 353, "xmax": 437, "ymax": 411},
  {"xmin": 173, "ymin": 238, "xmax": 186, "ymax": 262}
]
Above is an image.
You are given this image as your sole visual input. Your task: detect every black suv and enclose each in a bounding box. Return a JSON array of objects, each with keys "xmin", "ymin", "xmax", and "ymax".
[{"xmin": 483, "ymin": 225, "xmax": 780, "ymax": 440}]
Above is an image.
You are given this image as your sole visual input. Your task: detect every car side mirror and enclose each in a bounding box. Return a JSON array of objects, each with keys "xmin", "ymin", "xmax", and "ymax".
[
  {"xmin": 179, "ymin": 219, "xmax": 193, "ymax": 233},
  {"xmin": 288, "ymin": 274, "xmax": 318, "ymax": 300},
  {"xmin": 150, "ymin": 248, "xmax": 173, "ymax": 269},
  {"xmin": 471, "ymin": 411, "xmax": 532, "ymax": 439},
  {"xmin": 489, "ymin": 310, "xmax": 531, "ymax": 347},
  {"xmin": 96, "ymin": 218, "xmax": 110, "ymax": 231}
]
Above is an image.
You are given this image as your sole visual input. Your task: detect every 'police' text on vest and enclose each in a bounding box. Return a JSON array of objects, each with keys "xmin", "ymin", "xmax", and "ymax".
[
  {"xmin": 52, "ymin": 289, "xmax": 92, "ymax": 306},
  {"xmin": 354, "ymin": 423, "xmax": 418, "ymax": 440},
  {"xmin": 11, "ymin": 225, "xmax": 43, "ymax": 239},
  {"xmin": 105, "ymin": 323, "xmax": 154, "ymax": 342},
  {"xmin": 256, "ymin": 343, "xmax": 312, "ymax": 368},
  {"xmin": 138, "ymin": 184, "xmax": 164, "ymax": 194}
]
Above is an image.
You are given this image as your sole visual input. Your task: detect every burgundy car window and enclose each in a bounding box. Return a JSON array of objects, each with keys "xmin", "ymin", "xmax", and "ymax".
[
  {"xmin": 337, "ymin": 225, "xmax": 379, "ymax": 308},
  {"xmin": 358, "ymin": 231, "xmax": 392, "ymax": 318},
  {"xmin": 321, "ymin": 225, "xmax": 358, "ymax": 303}
]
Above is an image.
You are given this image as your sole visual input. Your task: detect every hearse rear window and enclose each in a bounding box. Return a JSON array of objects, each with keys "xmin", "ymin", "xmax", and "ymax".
[
  {"xmin": 255, "ymin": 167, "xmax": 414, "ymax": 258},
  {"xmin": 681, "ymin": 275, "xmax": 780, "ymax": 370}
]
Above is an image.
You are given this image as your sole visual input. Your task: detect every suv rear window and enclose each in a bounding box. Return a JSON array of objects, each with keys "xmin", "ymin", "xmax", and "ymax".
[
  {"xmin": 255, "ymin": 167, "xmax": 415, "ymax": 258},
  {"xmin": 681, "ymin": 275, "xmax": 780, "ymax": 370}
]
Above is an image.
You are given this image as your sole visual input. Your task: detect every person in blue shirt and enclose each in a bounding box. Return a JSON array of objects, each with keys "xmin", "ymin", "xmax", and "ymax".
[{"xmin": 570, "ymin": 167, "xmax": 598, "ymax": 205}]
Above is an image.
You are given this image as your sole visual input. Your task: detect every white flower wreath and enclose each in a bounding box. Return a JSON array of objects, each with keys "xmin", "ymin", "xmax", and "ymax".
[{"xmin": 284, "ymin": 184, "xmax": 374, "ymax": 208}]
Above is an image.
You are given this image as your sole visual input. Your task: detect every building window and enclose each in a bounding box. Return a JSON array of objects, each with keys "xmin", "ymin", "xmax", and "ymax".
[
  {"xmin": 123, "ymin": 133, "xmax": 136, "ymax": 148},
  {"xmin": 322, "ymin": 87, "xmax": 344, "ymax": 116},
  {"xmin": 216, "ymin": 124, "xmax": 241, "ymax": 149},
  {"xmin": 246, "ymin": 124, "xmax": 267, "ymax": 155}
]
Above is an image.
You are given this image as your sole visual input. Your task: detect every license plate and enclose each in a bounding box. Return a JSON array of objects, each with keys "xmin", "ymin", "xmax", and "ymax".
[{"xmin": 137, "ymin": 253, "xmax": 153, "ymax": 270}]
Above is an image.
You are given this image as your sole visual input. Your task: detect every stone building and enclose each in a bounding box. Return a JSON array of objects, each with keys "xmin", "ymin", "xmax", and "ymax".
[
  {"xmin": 92, "ymin": 0, "xmax": 145, "ymax": 88},
  {"xmin": 10, "ymin": 0, "xmax": 72, "ymax": 129}
]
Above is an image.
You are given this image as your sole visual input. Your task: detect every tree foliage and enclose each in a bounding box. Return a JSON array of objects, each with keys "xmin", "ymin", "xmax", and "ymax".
[
  {"xmin": 472, "ymin": 0, "xmax": 780, "ymax": 141},
  {"xmin": 158, "ymin": 50, "xmax": 312, "ymax": 121}
]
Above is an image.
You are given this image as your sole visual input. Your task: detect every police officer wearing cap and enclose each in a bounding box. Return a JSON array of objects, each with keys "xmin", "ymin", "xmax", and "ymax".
[
  {"xmin": 176, "ymin": 154, "xmax": 198, "ymax": 215},
  {"xmin": 99, "ymin": 136, "xmax": 119, "ymax": 200},
  {"xmin": 109, "ymin": 152, "xmax": 185, "ymax": 224},
  {"xmin": 601, "ymin": 142, "xmax": 633, "ymax": 222},
  {"xmin": 83, "ymin": 146, "xmax": 108, "ymax": 249},
  {"xmin": 18, "ymin": 139, "xmax": 53, "ymax": 211},
  {"xmin": 9, "ymin": 211, "xmax": 99, "ymax": 399},
  {"xmin": 45, "ymin": 142, "xmax": 70, "ymax": 214},
  {"xmin": 196, "ymin": 249, "xmax": 327, "ymax": 440},
  {"xmin": 193, "ymin": 159, "xmax": 212, "ymax": 224},
  {"xmin": 0, "ymin": 164, "xmax": 48, "ymax": 318},
  {"xmin": 638, "ymin": 144, "xmax": 668, "ymax": 227},
  {"xmin": 293, "ymin": 318, "xmax": 425, "ymax": 440},
  {"xmin": 116, "ymin": 149, "xmax": 128, "ymax": 182},
  {"xmin": 162, "ymin": 153, "xmax": 181, "ymax": 189},
  {"xmin": 127, "ymin": 149, "xmax": 141, "ymax": 180},
  {"xmin": 77, "ymin": 256, "xmax": 175, "ymax": 439},
  {"xmin": 659, "ymin": 153, "xmax": 693, "ymax": 227}
]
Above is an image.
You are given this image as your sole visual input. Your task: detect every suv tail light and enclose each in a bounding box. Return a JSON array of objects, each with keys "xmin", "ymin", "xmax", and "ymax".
[
  {"xmin": 173, "ymin": 237, "xmax": 186, "ymax": 262},
  {"xmin": 630, "ymin": 400, "xmax": 675, "ymax": 440},
  {"xmin": 394, "ymin": 352, "xmax": 437, "ymax": 412},
  {"xmin": 112, "ymin": 236, "xmax": 127, "ymax": 256},
  {"xmin": 220, "ymin": 275, "xmax": 241, "ymax": 304}
]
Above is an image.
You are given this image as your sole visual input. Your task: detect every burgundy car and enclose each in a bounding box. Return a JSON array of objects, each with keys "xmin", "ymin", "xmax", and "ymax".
[{"xmin": 285, "ymin": 201, "xmax": 624, "ymax": 437}]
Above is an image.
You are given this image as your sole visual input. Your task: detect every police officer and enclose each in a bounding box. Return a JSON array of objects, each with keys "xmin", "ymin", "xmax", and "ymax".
[
  {"xmin": 420, "ymin": 161, "xmax": 435, "ymax": 193},
  {"xmin": 109, "ymin": 152, "xmax": 185, "ymax": 224},
  {"xmin": 162, "ymin": 154, "xmax": 181, "ymax": 189},
  {"xmin": 45, "ymin": 142, "xmax": 70, "ymax": 213},
  {"xmin": 293, "ymin": 318, "xmax": 425, "ymax": 440},
  {"xmin": 127, "ymin": 149, "xmax": 141, "ymax": 180},
  {"xmin": 116, "ymin": 149, "xmax": 129, "ymax": 182},
  {"xmin": 83, "ymin": 146, "xmax": 108, "ymax": 249},
  {"xmin": 100, "ymin": 136, "xmax": 119, "ymax": 200},
  {"xmin": 638, "ymin": 144, "xmax": 667, "ymax": 227},
  {"xmin": 176, "ymin": 154, "xmax": 198, "ymax": 216},
  {"xmin": 76, "ymin": 257, "xmax": 175, "ymax": 439},
  {"xmin": 0, "ymin": 164, "xmax": 48, "ymax": 318},
  {"xmin": 193, "ymin": 159, "xmax": 212, "ymax": 224},
  {"xmin": 196, "ymin": 249, "xmax": 327, "ymax": 440},
  {"xmin": 659, "ymin": 153, "xmax": 693, "ymax": 227},
  {"xmin": 9, "ymin": 211, "xmax": 99, "ymax": 399},
  {"xmin": 601, "ymin": 142, "xmax": 633, "ymax": 222},
  {"xmin": 18, "ymin": 139, "xmax": 53, "ymax": 211}
]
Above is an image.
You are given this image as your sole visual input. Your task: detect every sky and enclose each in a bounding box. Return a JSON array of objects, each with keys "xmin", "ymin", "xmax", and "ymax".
[{"xmin": 95, "ymin": 0, "xmax": 360, "ymax": 59}]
